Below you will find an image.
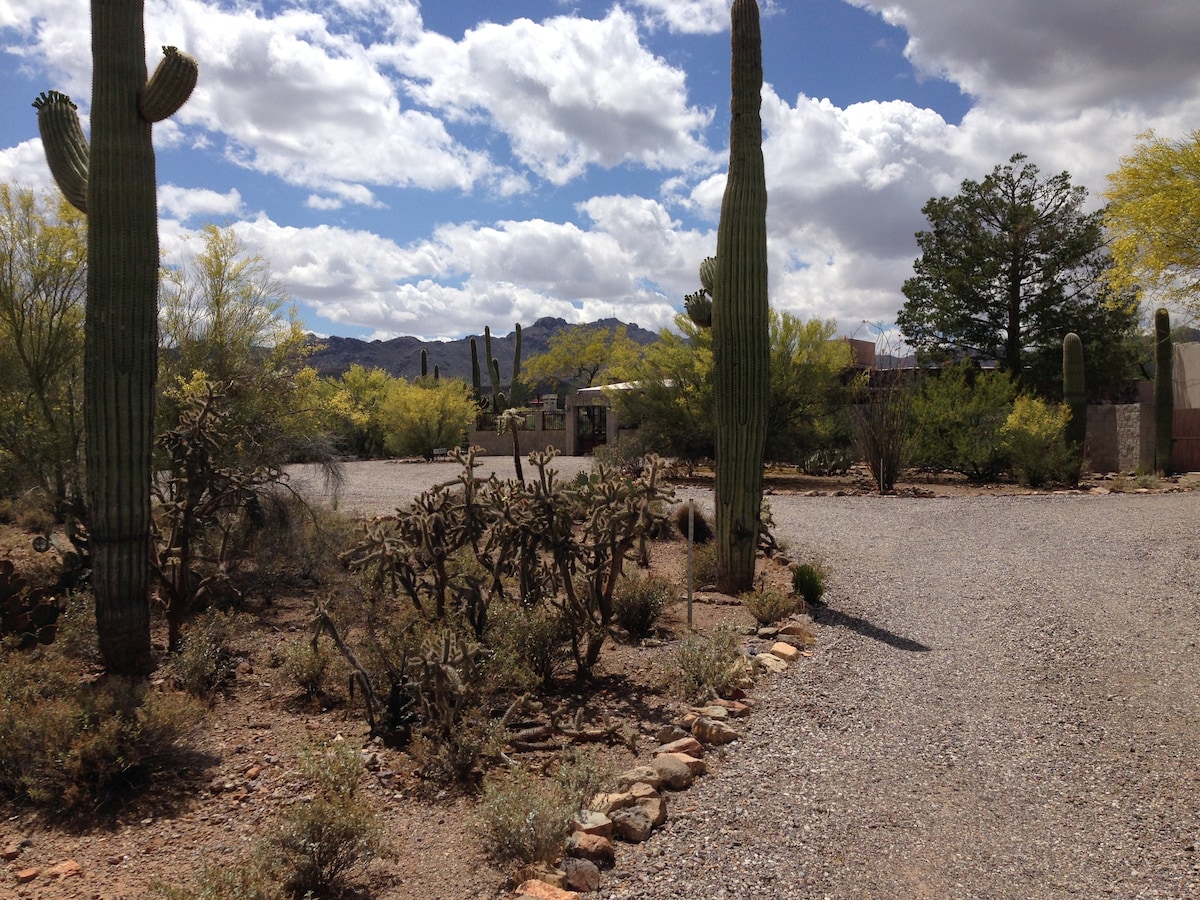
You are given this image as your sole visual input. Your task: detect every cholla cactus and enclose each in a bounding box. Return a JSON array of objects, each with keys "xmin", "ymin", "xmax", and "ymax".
[{"xmin": 34, "ymin": 9, "xmax": 197, "ymax": 674}]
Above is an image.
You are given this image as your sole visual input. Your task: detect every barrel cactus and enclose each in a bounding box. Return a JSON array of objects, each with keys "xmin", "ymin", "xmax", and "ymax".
[
  {"xmin": 34, "ymin": 6, "xmax": 197, "ymax": 675},
  {"xmin": 1154, "ymin": 307, "xmax": 1173, "ymax": 474},
  {"xmin": 712, "ymin": 0, "xmax": 769, "ymax": 593}
]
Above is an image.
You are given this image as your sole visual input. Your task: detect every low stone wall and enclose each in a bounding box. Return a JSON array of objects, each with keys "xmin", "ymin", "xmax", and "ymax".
[{"xmin": 1087, "ymin": 402, "xmax": 1154, "ymax": 473}]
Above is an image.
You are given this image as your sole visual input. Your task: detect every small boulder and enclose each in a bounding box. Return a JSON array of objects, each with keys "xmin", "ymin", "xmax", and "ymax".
[
  {"xmin": 562, "ymin": 857, "xmax": 602, "ymax": 893},
  {"xmin": 611, "ymin": 805, "xmax": 654, "ymax": 843},
  {"xmin": 572, "ymin": 810, "xmax": 613, "ymax": 838},
  {"xmin": 692, "ymin": 716, "xmax": 741, "ymax": 746},
  {"xmin": 615, "ymin": 765, "xmax": 662, "ymax": 790},
  {"xmin": 566, "ymin": 832, "xmax": 616, "ymax": 868}
]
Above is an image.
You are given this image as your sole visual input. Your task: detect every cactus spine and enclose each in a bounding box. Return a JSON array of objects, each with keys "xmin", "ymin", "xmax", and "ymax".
[
  {"xmin": 34, "ymin": 7, "xmax": 197, "ymax": 675},
  {"xmin": 712, "ymin": 0, "xmax": 769, "ymax": 593},
  {"xmin": 1062, "ymin": 333, "xmax": 1086, "ymax": 445},
  {"xmin": 1154, "ymin": 307, "xmax": 1173, "ymax": 474}
]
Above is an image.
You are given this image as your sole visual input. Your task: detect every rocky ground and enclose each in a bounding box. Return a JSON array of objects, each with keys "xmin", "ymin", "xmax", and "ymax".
[{"xmin": 2, "ymin": 459, "xmax": 1198, "ymax": 899}]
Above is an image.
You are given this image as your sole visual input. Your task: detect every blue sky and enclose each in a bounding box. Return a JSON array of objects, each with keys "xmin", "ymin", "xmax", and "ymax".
[{"xmin": 2, "ymin": 0, "xmax": 1199, "ymax": 343}]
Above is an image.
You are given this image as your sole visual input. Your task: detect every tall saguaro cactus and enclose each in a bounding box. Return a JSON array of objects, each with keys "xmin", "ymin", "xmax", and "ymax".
[
  {"xmin": 712, "ymin": 0, "xmax": 769, "ymax": 593},
  {"xmin": 1062, "ymin": 332, "xmax": 1086, "ymax": 483},
  {"xmin": 34, "ymin": 3, "xmax": 197, "ymax": 675},
  {"xmin": 1154, "ymin": 307, "xmax": 1174, "ymax": 475}
]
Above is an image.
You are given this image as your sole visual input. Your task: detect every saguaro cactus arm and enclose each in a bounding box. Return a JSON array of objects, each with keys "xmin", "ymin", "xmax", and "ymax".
[
  {"xmin": 140, "ymin": 46, "xmax": 198, "ymax": 123},
  {"xmin": 33, "ymin": 91, "xmax": 90, "ymax": 213}
]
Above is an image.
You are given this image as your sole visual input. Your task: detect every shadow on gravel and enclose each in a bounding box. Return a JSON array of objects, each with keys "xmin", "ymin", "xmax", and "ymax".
[{"xmin": 813, "ymin": 605, "xmax": 931, "ymax": 652}]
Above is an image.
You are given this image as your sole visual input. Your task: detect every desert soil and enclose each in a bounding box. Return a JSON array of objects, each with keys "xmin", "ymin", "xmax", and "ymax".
[{"xmin": 2, "ymin": 458, "xmax": 1198, "ymax": 899}]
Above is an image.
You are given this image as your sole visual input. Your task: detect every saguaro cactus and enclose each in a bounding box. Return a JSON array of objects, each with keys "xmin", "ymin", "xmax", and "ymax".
[
  {"xmin": 1062, "ymin": 332, "xmax": 1085, "ymax": 482},
  {"xmin": 712, "ymin": 0, "xmax": 769, "ymax": 593},
  {"xmin": 1154, "ymin": 307, "xmax": 1173, "ymax": 474},
  {"xmin": 34, "ymin": 4, "xmax": 197, "ymax": 675},
  {"xmin": 470, "ymin": 337, "xmax": 482, "ymax": 402}
]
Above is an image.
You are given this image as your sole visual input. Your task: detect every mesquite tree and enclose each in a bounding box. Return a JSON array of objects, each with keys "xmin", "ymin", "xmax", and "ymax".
[
  {"xmin": 712, "ymin": 0, "xmax": 769, "ymax": 593},
  {"xmin": 34, "ymin": 2, "xmax": 197, "ymax": 674}
]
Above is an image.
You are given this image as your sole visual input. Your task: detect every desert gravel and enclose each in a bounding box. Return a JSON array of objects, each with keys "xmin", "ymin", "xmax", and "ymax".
[
  {"xmin": 291, "ymin": 461, "xmax": 1200, "ymax": 899},
  {"xmin": 607, "ymin": 491, "xmax": 1200, "ymax": 899}
]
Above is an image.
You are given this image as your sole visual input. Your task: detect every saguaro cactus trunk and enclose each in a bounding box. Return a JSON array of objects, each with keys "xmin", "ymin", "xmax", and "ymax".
[
  {"xmin": 712, "ymin": 0, "xmax": 769, "ymax": 594},
  {"xmin": 1062, "ymin": 332, "xmax": 1085, "ymax": 481},
  {"xmin": 35, "ymin": 1, "xmax": 196, "ymax": 675},
  {"xmin": 1154, "ymin": 307, "xmax": 1173, "ymax": 475}
]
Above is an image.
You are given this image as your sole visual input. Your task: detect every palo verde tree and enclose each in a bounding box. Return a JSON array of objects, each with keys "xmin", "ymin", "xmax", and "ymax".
[
  {"xmin": 897, "ymin": 154, "xmax": 1139, "ymax": 399},
  {"xmin": 711, "ymin": 0, "xmax": 769, "ymax": 593},
  {"xmin": 1105, "ymin": 130, "xmax": 1200, "ymax": 312},
  {"xmin": 521, "ymin": 323, "xmax": 642, "ymax": 394},
  {"xmin": 34, "ymin": 4, "xmax": 197, "ymax": 675},
  {"xmin": 0, "ymin": 186, "xmax": 87, "ymax": 518}
]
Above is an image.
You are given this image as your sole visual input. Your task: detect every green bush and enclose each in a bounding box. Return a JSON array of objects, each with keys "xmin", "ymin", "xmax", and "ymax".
[
  {"xmin": 476, "ymin": 766, "xmax": 578, "ymax": 866},
  {"xmin": 269, "ymin": 741, "xmax": 382, "ymax": 897},
  {"xmin": 486, "ymin": 600, "xmax": 572, "ymax": 691},
  {"xmin": 673, "ymin": 624, "xmax": 753, "ymax": 702},
  {"xmin": 0, "ymin": 646, "xmax": 204, "ymax": 812},
  {"xmin": 689, "ymin": 541, "xmax": 719, "ymax": 586},
  {"xmin": 168, "ymin": 608, "xmax": 247, "ymax": 697},
  {"xmin": 280, "ymin": 635, "xmax": 333, "ymax": 698},
  {"xmin": 612, "ymin": 573, "xmax": 674, "ymax": 639},
  {"xmin": 791, "ymin": 560, "xmax": 828, "ymax": 606},
  {"xmin": 910, "ymin": 362, "xmax": 1015, "ymax": 481},
  {"xmin": 1000, "ymin": 395, "xmax": 1074, "ymax": 487},
  {"xmin": 741, "ymin": 587, "xmax": 798, "ymax": 625}
]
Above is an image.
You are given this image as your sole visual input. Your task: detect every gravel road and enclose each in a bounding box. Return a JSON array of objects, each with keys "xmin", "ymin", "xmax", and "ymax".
[{"xmin": 291, "ymin": 461, "xmax": 1200, "ymax": 899}]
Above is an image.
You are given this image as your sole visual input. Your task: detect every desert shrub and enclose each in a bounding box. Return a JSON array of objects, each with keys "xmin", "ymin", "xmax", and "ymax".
[
  {"xmin": 52, "ymin": 592, "xmax": 99, "ymax": 662},
  {"xmin": 476, "ymin": 765, "xmax": 578, "ymax": 866},
  {"xmin": 1000, "ymin": 396, "xmax": 1074, "ymax": 487},
  {"xmin": 909, "ymin": 362, "xmax": 1015, "ymax": 481},
  {"xmin": 791, "ymin": 560, "xmax": 828, "ymax": 606},
  {"xmin": 673, "ymin": 502, "xmax": 713, "ymax": 543},
  {"xmin": 690, "ymin": 541, "xmax": 719, "ymax": 587},
  {"xmin": 486, "ymin": 600, "xmax": 572, "ymax": 691},
  {"xmin": 168, "ymin": 608, "xmax": 248, "ymax": 697},
  {"xmin": 612, "ymin": 573, "xmax": 674, "ymax": 639},
  {"xmin": 0, "ymin": 647, "xmax": 204, "ymax": 812},
  {"xmin": 269, "ymin": 741, "xmax": 382, "ymax": 898},
  {"xmin": 673, "ymin": 624, "xmax": 753, "ymax": 702},
  {"xmin": 280, "ymin": 635, "xmax": 333, "ymax": 698},
  {"xmin": 248, "ymin": 492, "xmax": 358, "ymax": 599},
  {"xmin": 154, "ymin": 857, "xmax": 283, "ymax": 900},
  {"xmin": 849, "ymin": 371, "xmax": 915, "ymax": 492},
  {"xmin": 741, "ymin": 587, "xmax": 799, "ymax": 626}
]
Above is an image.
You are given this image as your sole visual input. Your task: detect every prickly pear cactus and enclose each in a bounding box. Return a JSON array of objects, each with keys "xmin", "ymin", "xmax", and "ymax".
[
  {"xmin": 712, "ymin": 0, "xmax": 769, "ymax": 593},
  {"xmin": 34, "ymin": 4, "xmax": 197, "ymax": 675}
]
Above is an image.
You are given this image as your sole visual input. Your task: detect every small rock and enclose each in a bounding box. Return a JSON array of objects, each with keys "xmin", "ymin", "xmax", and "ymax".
[
  {"xmin": 707, "ymin": 698, "xmax": 752, "ymax": 717},
  {"xmin": 562, "ymin": 857, "xmax": 602, "ymax": 893},
  {"xmin": 755, "ymin": 652, "xmax": 789, "ymax": 673},
  {"xmin": 614, "ymin": 765, "xmax": 661, "ymax": 790},
  {"xmin": 588, "ymin": 791, "xmax": 636, "ymax": 815},
  {"xmin": 655, "ymin": 724, "xmax": 688, "ymax": 744},
  {"xmin": 636, "ymin": 795, "xmax": 668, "ymax": 828},
  {"xmin": 1, "ymin": 839, "xmax": 29, "ymax": 861},
  {"xmin": 770, "ymin": 641, "xmax": 802, "ymax": 662},
  {"xmin": 47, "ymin": 859, "xmax": 83, "ymax": 879},
  {"xmin": 654, "ymin": 735, "xmax": 704, "ymax": 757},
  {"xmin": 572, "ymin": 810, "xmax": 613, "ymax": 838},
  {"xmin": 515, "ymin": 879, "xmax": 580, "ymax": 899},
  {"xmin": 566, "ymin": 832, "xmax": 616, "ymax": 868},
  {"xmin": 611, "ymin": 805, "xmax": 654, "ymax": 843},
  {"xmin": 16, "ymin": 867, "xmax": 41, "ymax": 883},
  {"xmin": 692, "ymin": 716, "xmax": 741, "ymax": 746},
  {"xmin": 512, "ymin": 862, "xmax": 568, "ymax": 890}
]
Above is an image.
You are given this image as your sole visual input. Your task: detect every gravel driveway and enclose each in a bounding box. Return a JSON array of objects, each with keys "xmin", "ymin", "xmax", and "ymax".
[{"xmin": 292, "ymin": 461, "xmax": 1200, "ymax": 898}]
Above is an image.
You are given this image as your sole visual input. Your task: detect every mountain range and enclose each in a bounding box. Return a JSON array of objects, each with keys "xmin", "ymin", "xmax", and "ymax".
[{"xmin": 304, "ymin": 317, "xmax": 660, "ymax": 383}]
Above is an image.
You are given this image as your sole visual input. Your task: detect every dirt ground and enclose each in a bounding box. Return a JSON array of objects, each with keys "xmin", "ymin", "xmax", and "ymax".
[{"xmin": 1, "ymin": 457, "xmax": 1195, "ymax": 900}]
